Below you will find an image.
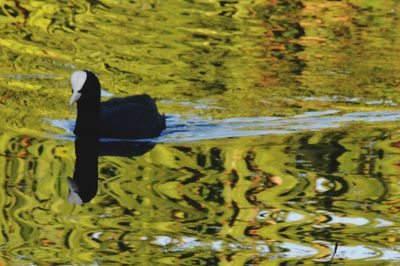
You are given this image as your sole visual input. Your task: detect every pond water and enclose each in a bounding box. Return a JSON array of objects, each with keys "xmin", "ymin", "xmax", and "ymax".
[{"xmin": 1, "ymin": 0, "xmax": 400, "ymax": 265}]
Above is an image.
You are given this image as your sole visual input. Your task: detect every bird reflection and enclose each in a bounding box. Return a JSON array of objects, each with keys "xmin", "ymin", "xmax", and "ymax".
[{"xmin": 68, "ymin": 137, "xmax": 155, "ymax": 204}]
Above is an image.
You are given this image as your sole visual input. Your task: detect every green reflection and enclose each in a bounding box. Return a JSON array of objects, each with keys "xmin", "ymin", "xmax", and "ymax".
[
  {"xmin": 0, "ymin": 0, "xmax": 400, "ymax": 264},
  {"xmin": 0, "ymin": 123, "xmax": 399, "ymax": 264},
  {"xmin": 0, "ymin": 1, "xmax": 399, "ymax": 135}
]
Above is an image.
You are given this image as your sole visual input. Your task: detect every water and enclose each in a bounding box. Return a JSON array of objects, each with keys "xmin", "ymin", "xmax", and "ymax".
[
  {"xmin": 52, "ymin": 110, "xmax": 400, "ymax": 142},
  {"xmin": 1, "ymin": 1, "xmax": 400, "ymax": 265}
]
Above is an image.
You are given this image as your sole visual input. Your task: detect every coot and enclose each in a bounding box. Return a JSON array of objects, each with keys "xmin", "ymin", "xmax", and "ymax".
[{"xmin": 69, "ymin": 70, "xmax": 166, "ymax": 138}]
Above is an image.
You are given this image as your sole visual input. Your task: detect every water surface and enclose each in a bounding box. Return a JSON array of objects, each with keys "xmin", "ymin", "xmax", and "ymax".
[{"xmin": 0, "ymin": 0, "xmax": 400, "ymax": 265}]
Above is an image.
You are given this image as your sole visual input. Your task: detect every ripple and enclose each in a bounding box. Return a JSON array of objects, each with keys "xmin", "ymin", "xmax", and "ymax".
[
  {"xmin": 301, "ymin": 96, "xmax": 398, "ymax": 106},
  {"xmin": 1, "ymin": 0, "xmax": 400, "ymax": 264},
  {"xmin": 151, "ymin": 235, "xmax": 268, "ymax": 253},
  {"xmin": 316, "ymin": 243, "xmax": 400, "ymax": 261},
  {"xmin": 0, "ymin": 73, "xmax": 56, "ymax": 79},
  {"xmin": 49, "ymin": 109, "xmax": 400, "ymax": 142}
]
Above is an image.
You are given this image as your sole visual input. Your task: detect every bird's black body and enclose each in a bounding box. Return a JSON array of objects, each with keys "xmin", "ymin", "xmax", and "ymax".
[
  {"xmin": 73, "ymin": 70, "xmax": 166, "ymax": 139},
  {"xmin": 100, "ymin": 95, "xmax": 166, "ymax": 139}
]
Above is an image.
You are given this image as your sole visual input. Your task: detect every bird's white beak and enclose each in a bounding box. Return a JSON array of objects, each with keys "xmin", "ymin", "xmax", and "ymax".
[
  {"xmin": 70, "ymin": 70, "xmax": 87, "ymax": 106},
  {"xmin": 69, "ymin": 91, "xmax": 81, "ymax": 106}
]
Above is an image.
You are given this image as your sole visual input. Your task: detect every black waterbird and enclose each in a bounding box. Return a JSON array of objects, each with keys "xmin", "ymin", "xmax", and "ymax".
[
  {"xmin": 69, "ymin": 70, "xmax": 166, "ymax": 139},
  {"xmin": 67, "ymin": 70, "xmax": 162, "ymax": 203}
]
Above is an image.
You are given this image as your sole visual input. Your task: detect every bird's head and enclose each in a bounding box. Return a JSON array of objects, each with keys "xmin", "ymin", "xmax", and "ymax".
[{"xmin": 69, "ymin": 70, "xmax": 101, "ymax": 106}]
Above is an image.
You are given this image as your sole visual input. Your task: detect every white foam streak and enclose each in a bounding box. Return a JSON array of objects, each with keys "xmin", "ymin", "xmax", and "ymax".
[{"xmin": 50, "ymin": 109, "xmax": 400, "ymax": 143}]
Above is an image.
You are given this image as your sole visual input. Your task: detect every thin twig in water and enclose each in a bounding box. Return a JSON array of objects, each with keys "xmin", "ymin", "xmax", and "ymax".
[{"xmin": 329, "ymin": 242, "xmax": 339, "ymax": 265}]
